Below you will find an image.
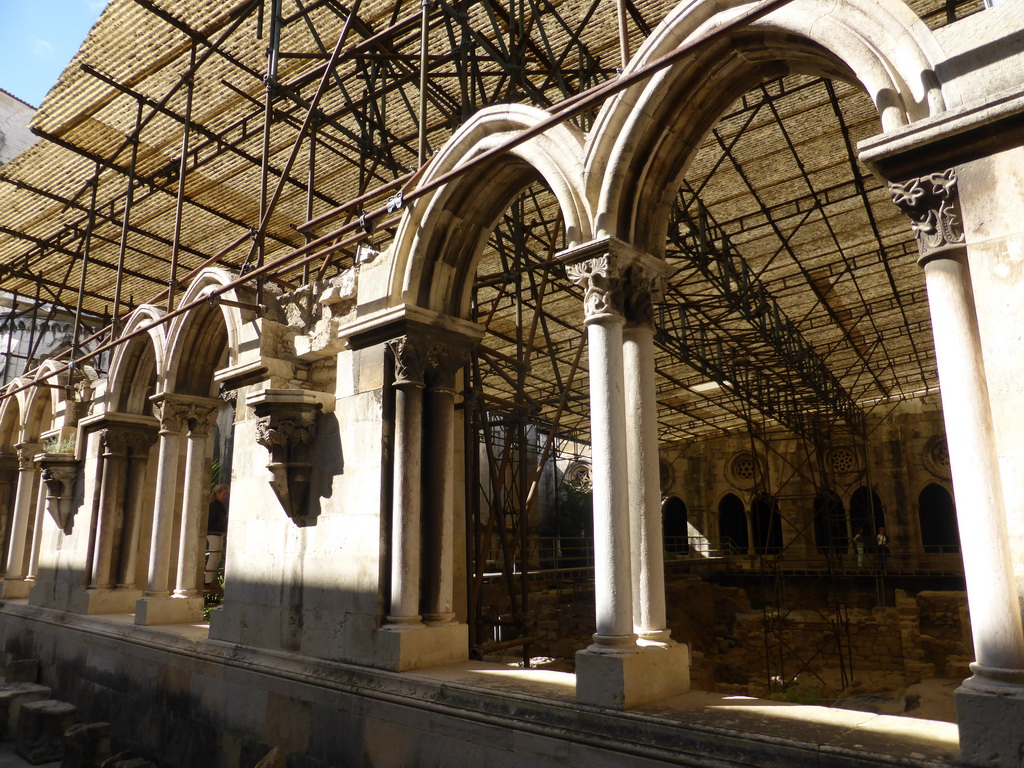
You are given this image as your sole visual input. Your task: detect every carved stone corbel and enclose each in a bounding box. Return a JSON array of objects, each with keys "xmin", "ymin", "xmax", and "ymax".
[
  {"xmin": 36, "ymin": 454, "xmax": 79, "ymax": 533},
  {"xmin": 247, "ymin": 390, "xmax": 326, "ymax": 523},
  {"xmin": 889, "ymin": 168, "xmax": 966, "ymax": 264}
]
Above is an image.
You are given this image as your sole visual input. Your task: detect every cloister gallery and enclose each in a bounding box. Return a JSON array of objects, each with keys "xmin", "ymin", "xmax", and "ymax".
[{"xmin": 0, "ymin": 0, "xmax": 1023, "ymax": 765}]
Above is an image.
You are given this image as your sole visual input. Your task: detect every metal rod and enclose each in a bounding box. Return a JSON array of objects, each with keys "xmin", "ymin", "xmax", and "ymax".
[
  {"xmin": 418, "ymin": 0, "xmax": 430, "ymax": 166},
  {"xmin": 113, "ymin": 99, "xmax": 144, "ymax": 340},
  {"xmin": 71, "ymin": 166, "xmax": 102, "ymax": 382},
  {"xmin": 168, "ymin": 44, "xmax": 197, "ymax": 313}
]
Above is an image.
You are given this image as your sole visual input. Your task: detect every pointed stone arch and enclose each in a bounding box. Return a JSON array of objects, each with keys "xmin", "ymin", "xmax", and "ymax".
[
  {"xmin": 387, "ymin": 103, "xmax": 592, "ymax": 317},
  {"xmin": 106, "ymin": 305, "xmax": 168, "ymax": 415},
  {"xmin": 585, "ymin": 0, "xmax": 952, "ymax": 254},
  {"xmin": 164, "ymin": 269, "xmax": 245, "ymax": 398}
]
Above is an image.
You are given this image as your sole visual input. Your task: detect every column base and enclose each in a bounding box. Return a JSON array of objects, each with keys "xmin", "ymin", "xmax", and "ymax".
[
  {"xmin": 134, "ymin": 595, "xmax": 204, "ymax": 626},
  {"xmin": 0, "ymin": 579, "xmax": 31, "ymax": 600},
  {"xmin": 72, "ymin": 588, "xmax": 143, "ymax": 616},
  {"xmin": 576, "ymin": 642, "xmax": 689, "ymax": 709},
  {"xmin": 375, "ymin": 622, "xmax": 468, "ymax": 672},
  {"xmin": 955, "ymin": 670, "xmax": 1024, "ymax": 768}
]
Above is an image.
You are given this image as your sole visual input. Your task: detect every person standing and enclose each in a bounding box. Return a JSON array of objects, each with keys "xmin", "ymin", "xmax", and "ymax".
[
  {"xmin": 876, "ymin": 526, "xmax": 890, "ymax": 572},
  {"xmin": 853, "ymin": 527, "xmax": 866, "ymax": 568}
]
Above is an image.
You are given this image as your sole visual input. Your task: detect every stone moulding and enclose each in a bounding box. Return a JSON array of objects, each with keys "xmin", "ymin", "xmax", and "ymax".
[
  {"xmin": 246, "ymin": 389, "xmax": 333, "ymax": 523},
  {"xmin": 35, "ymin": 453, "xmax": 79, "ymax": 533}
]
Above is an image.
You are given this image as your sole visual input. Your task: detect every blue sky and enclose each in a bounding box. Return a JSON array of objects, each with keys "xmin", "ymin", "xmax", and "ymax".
[{"xmin": 0, "ymin": 0, "xmax": 109, "ymax": 108}]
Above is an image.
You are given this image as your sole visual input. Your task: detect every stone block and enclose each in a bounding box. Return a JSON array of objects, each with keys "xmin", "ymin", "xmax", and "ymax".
[
  {"xmin": 16, "ymin": 699, "xmax": 76, "ymax": 764},
  {"xmin": 134, "ymin": 595, "xmax": 204, "ymax": 626},
  {"xmin": 5, "ymin": 659, "xmax": 39, "ymax": 684},
  {"xmin": 0, "ymin": 682, "xmax": 53, "ymax": 738},
  {"xmin": 374, "ymin": 623, "xmax": 469, "ymax": 671},
  {"xmin": 576, "ymin": 643, "xmax": 690, "ymax": 709},
  {"xmin": 61, "ymin": 721, "xmax": 112, "ymax": 768},
  {"xmin": 955, "ymin": 682, "xmax": 1024, "ymax": 768}
]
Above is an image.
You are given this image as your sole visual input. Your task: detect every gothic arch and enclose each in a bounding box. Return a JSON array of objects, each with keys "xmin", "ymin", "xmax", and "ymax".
[
  {"xmin": 106, "ymin": 305, "xmax": 167, "ymax": 415},
  {"xmin": 164, "ymin": 269, "xmax": 244, "ymax": 398},
  {"xmin": 388, "ymin": 103, "xmax": 592, "ymax": 317},
  {"xmin": 585, "ymin": 0, "xmax": 952, "ymax": 254},
  {"xmin": 0, "ymin": 381, "xmax": 29, "ymax": 447},
  {"xmin": 718, "ymin": 492, "xmax": 747, "ymax": 554}
]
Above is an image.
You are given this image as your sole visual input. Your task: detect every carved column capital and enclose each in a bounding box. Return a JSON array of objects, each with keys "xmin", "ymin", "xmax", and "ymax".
[
  {"xmin": 426, "ymin": 346, "xmax": 470, "ymax": 394},
  {"xmin": 566, "ymin": 256, "xmax": 625, "ymax": 324},
  {"xmin": 889, "ymin": 169, "xmax": 966, "ymax": 265},
  {"xmin": 14, "ymin": 443, "xmax": 39, "ymax": 470},
  {"xmin": 622, "ymin": 262, "xmax": 666, "ymax": 328},
  {"xmin": 150, "ymin": 394, "xmax": 219, "ymax": 436},
  {"xmin": 387, "ymin": 336, "xmax": 428, "ymax": 387}
]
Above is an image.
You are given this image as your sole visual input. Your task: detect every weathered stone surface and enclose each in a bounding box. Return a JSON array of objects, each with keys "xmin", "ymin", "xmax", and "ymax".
[
  {"xmin": 16, "ymin": 699, "xmax": 76, "ymax": 764},
  {"xmin": 5, "ymin": 659, "xmax": 39, "ymax": 684}
]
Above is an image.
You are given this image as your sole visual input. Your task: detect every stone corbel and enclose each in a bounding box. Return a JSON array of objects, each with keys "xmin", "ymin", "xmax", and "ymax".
[
  {"xmin": 35, "ymin": 454, "xmax": 79, "ymax": 533},
  {"xmin": 247, "ymin": 389, "xmax": 330, "ymax": 523}
]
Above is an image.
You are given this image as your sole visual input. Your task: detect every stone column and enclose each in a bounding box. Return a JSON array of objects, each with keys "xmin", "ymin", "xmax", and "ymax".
[
  {"xmin": 117, "ymin": 431, "xmax": 157, "ymax": 588},
  {"xmin": 891, "ymin": 170, "xmax": 1024, "ymax": 765},
  {"xmin": 385, "ymin": 336, "xmax": 427, "ymax": 628},
  {"xmin": 174, "ymin": 402, "xmax": 218, "ymax": 598},
  {"xmin": 422, "ymin": 346, "xmax": 468, "ymax": 624},
  {"xmin": 622, "ymin": 263, "xmax": 672, "ymax": 645},
  {"xmin": 90, "ymin": 429, "xmax": 129, "ymax": 590},
  {"xmin": 4, "ymin": 443, "xmax": 39, "ymax": 590},
  {"xmin": 143, "ymin": 396, "xmax": 186, "ymax": 598},
  {"xmin": 0, "ymin": 454, "xmax": 17, "ymax": 574},
  {"xmin": 25, "ymin": 471, "xmax": 47, "ymax": 581},
  {"xmin": 566, "ymin": 255, "xmax": 636, "ymax": 652}
]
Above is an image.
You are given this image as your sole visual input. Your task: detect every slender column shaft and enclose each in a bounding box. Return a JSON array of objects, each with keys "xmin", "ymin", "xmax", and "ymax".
[
  {"xmin": 91, "ymin": 433, "xmax": 127, "ymax": 589},
  {"xmin": 146, "ymin": 421, "xmax": 182, "ymax": 597},
  {"xmin": 423, "ymin": 386, "xmax": 456, "ymax": 623},
  {"xmin": 26, "ymin": 474, "xmax": 47, "ymax": 581},
  {"xmin": 586, "ymin": 315, "xmax": 636, "ymax": 649},
  {"xmin": 623, "ymin": 323, "xmax": 670, "ymax": 644},
  {"xmin": 5, "ymin": 447, "xmax": 38, "ymax": 580},
  {"xmin": 118, "ymin": 452, "xmax": 149, "ymax": 588},
  {"xmin": 389, "ymin": 379, "xmax": 424, "ymax": 625},
  {"xmin": 924, "ymin": 255, "xmax": 1024, "ymax": 674},
  {"xmin": 175, "ymin": 422, "xmax": 211, "ymax": 597}
]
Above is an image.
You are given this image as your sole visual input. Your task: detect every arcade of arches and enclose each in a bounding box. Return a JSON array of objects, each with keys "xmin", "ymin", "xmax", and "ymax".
[{"xmin": 1, "ymin": 0, "xmax": 1024, "ymax": 766}]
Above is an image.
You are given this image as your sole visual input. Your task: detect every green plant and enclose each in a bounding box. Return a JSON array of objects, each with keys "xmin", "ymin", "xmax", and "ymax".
[
  {"xmin": 43, "ymin": 436, "xmax": 76, "ymax": 455},
  {"xmin": 210, "ymin": 459, "xmax": 222, "ymax": 490}
]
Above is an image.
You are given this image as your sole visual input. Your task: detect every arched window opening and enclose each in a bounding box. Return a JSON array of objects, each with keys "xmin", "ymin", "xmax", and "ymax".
[
  {"xmin": 718, "ymin": 494, "xmax": 747, "ymax": 554},
  {"xmin": 662, "ymin": 496, "xmax": 689, "ymax": 554},
  {"xmin": 849, "ymin": 487, "xmax": 885, "ymax": 538},
  {"xmin": 919, "ymin": 483, "xmax": 959, "ymax": 553}
]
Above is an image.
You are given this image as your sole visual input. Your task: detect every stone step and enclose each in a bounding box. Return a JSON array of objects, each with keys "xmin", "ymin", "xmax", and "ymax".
[
  {"xmin": 15, "ymin": 700, "xmax": 75, "ymax": 765},
  {"xmin": 0, "ymin": 685, "xmax": 52, "ymax": 740}
]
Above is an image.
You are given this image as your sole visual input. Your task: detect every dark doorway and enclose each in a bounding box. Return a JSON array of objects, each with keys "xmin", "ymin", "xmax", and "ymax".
[
  {"xmin": 719, "ymin": 494, "xmax": 748, "ymax": 554},
  {"xmin": 919, "ymin": 484, "xmax": 959, "ymax": 553},
  {"xmin": 850, "ymin": 487, "xmax": 885, "ymax": 537},
  {"xmin": 663, "ymin": 496, "xmax": 689, "ymax": 554}
]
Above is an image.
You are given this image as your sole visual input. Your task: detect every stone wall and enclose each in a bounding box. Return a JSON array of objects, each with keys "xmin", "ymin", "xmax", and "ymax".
[{"xmin": 523, "ymin": 577, "xmax": 971, "ymax": 702}]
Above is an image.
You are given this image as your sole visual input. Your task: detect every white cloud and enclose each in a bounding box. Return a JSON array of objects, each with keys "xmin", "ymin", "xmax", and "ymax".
[
  {"xmin": 86, "ymin": 0, "xmax": 110, "ymax": 11},
  {"xmin": 30, "ymin": 39, "xmax": 53, "ymax": 60}
]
